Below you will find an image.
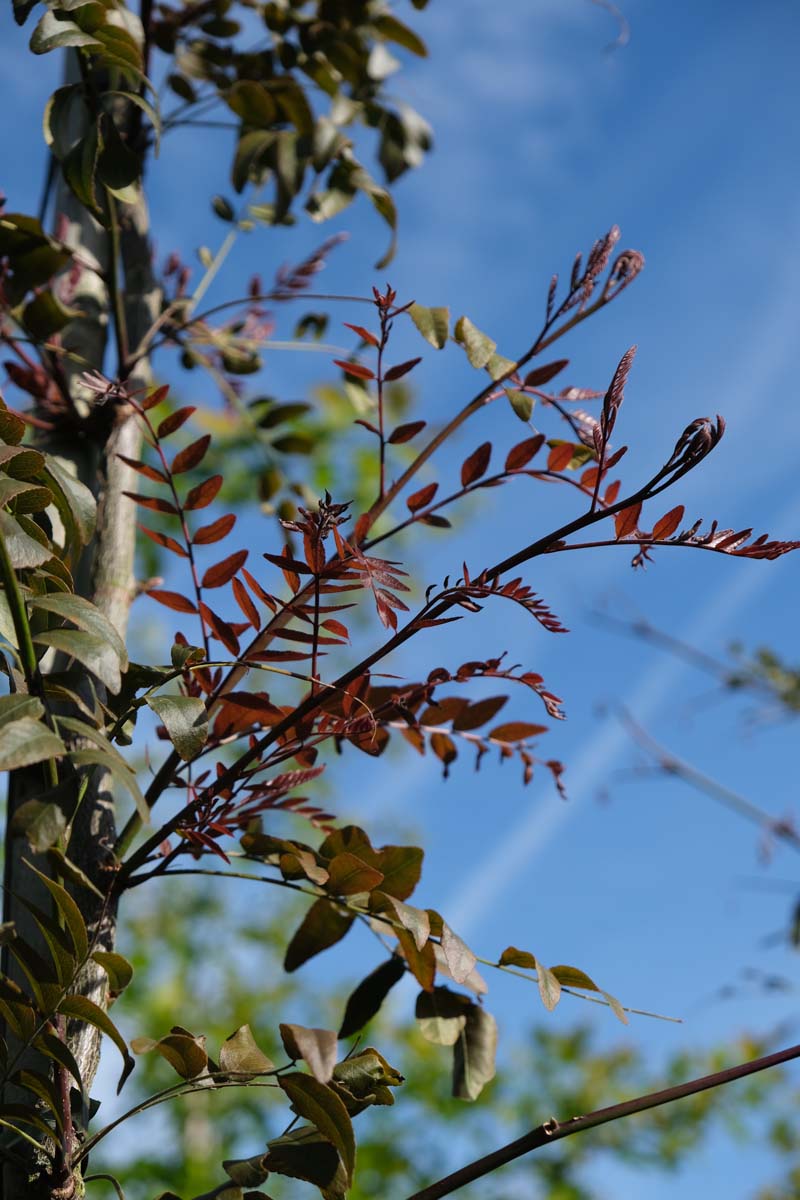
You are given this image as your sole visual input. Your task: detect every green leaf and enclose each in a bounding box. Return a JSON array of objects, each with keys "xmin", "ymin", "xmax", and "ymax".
[
  {"xmin": 91, "ymin": 951, "xmax": 134, "ymax": 996},
  {"xmin": 219, "ymin": 1025, "xmax": 274, "ymax": 1080},
  {"xmin": 415, "ymin": 986, "xmax": 470, "ymax": 1046},
  {"xmin": 279, "ymin": 1073, "xmax": 355, "ymax": 1185},
  {"xmin": 61, "ymin": 119, "xmax": 103, "ymax": 219},
  {"xmin": 338, "ymin": 956, "xmax": 406, "ymax": 1040},
  {"xmin": 374, "ymin": 14, "xmax": 428, "ymax": 56},
  {"xmin": 35, "ymin": 1031, "xmax": 83, "ymax": 1090},
  {"xmin": 43, "ymin": 455, "xmax": 97, "ymax": 546},
  {"xmin": 22, "ymin": 289, "xmax": 83, "ymax": 339},
  {"xmin": 284, "ymin": 899, "xmax": 355, "ymax": 972},
  {"xmin": 60, "ymin": 717, "xmax": 148, "ymax": 822},
  {"xmin": 408, "ymin": 303, "xmax": 449, "ymax": 349},
  {"xmin": 279, "ymin": 1023, "xmax": 337, "ymax": 1083},
  {"xmin": 225, "ymin": 80, "xmax": 279, "ymax": 126},
  {"xmin": 0, "ymin": 476, "xmax": 53, "ymax": 513},
  {"xmin": 505, "ymin": 387, "xmax": 534, "ymax": 422},
  {"xmin": 28, "ymin": 863, "xmax": 89, "ymax": 960},
  {"xmin": 0, "ymin": 716, "xmax": 65, "ymax": 771},
  {"xmin": 46, "ymin": 847, "xmax": 104, "ymax": 898},
  {"xmin": 96, "ymin": 111, "xmax": 141, "ymax": 203},
  {"xmin": 31, "ymin": 592, "xmax": 128, "ymax": 671},
  {"xmin": 0, "ymin": 695, "xmax": 44, "ymax": 726},
  {"xmin": 59, "ymin": 994, "xmax": 135, "ymax": 1091},
  {"xmin": 29, "ymin": 10, "xmax": 102, "ymax": 54},
  {"xmin": 452, "ymin": 1005, "xmax": 497, "ymax": 1101},
  {"xmin": 106, "ymin": 90, "xmax": 162, "ymax": 156},
  {"xmin": 34, "ymin": 628, "xmax": 121, "ymax": 693},
  {"xmin": 485, "ymin": 352, "xmax": 515, "ymax": 381},
  {"xmin": 145, "ymin": 694, "xmax": 208, "ymax": 760},
  {"xmin": 0, "ymin": 510, "xmax": 52, "ymax": 569},
  {"xmin": 454, "ymin": 316, "xmax": 496, "ymax": 369},
  {"xmin": 223, "ymin": 1153, "xmax": 270, "ymax": 1187},
  {"xmin": 131, "ymin": 1029, "xmax": 208, "ymax": 1080},
  {"xmin": 0, "ymin": 212, "xmax": 71, "ymax": 295},
  {"xmin": 9, "ymin": 800, "xmax": 66, "ymax": 853},
  {"xmin": 330, "ymin": 1047, "xmax": 404, "ymax": 1110}
]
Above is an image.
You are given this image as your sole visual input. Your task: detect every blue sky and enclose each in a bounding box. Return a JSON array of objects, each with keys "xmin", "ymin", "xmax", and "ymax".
[{"xmin": 3, "ymin": 0, "xmax": 800, "ymax": 1195}]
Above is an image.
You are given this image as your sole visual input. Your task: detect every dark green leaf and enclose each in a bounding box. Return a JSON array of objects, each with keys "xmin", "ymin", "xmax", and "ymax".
[
  {"xmin": 9, "ymin": 800, "xmax": 66, "ymax": 853},
  {"xmin": 284, "ymin": 900, "xmax": 355, "ymax": 972},
  {"xmin": 92, "ymin": 951, "xmax": 134, "ymax": 996},
  {"xmin": 0, "ymin": 716, "xmax": 65, "ymax": 771},
  {"xmin": 0, "ymin": 510, "xmax": 52, "ymax": 569},
  {"xmin": 59, "ymin": 994, "xmax": 135, "ymax": 1091},
  {"xmin": 279, "ymin": 1073, "xmax": 355, "ymax": 1184},
  {"xmin": 145, "ymin": 694, "xmax": 208, "ymax": 760},
  {"xmin": 339, "ymin": 957, "xmax": 405, "ymax": 1039}
]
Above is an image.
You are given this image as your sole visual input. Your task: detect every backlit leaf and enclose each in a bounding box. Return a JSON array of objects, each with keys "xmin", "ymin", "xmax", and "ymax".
[
  {"xmin": 384, "ymin": 357, "xmax": 421, "ymax": 382},
  {"xmin": 505, "ymin": 434, "xmax": 545, "ymax": 471},
  {"xmin": 280, "ymin": 1023, "xmax": 337, "ymax": 1082},
  {"xmin": 220, "ymin": 1024, "xmax": 274, "ymax": 1079},
  {"xmin": 285, "ymin": 900, "xmax": 355, "ymax": 972},
  {"xmin": 172, "ymin": 435, "xmax": 211, "ymax": 475},
  {"xmin": 416, "ymin": 986, "xmax": 470, "ymax": 1046},
  {"xmin": 59, "ymin": 994, "xmax": 134, "ymax": 1092},
  {"xmin": 454, "ymin": 316, "xmax": 495, "ymax": 369},
  {"xmin": 338, "ymin": 957, "xmax": 405, "ymax": 1039},
  {"xmin": 452, "ymin": 1005, "xmax": 497, "ymax": 1100},
  {"xmin": 193, "ymin": 513, "xmax": 236, "ymax": 544},
  {"xmin": 408, "ymin": 303, "xmax": 449, "ymax": 349},
  {"xmin": 185, "ymin": 475, "xmax": 223, "ymax": 510},
  {"xmin": 615, "ymin": 501, "xmax": 642, "ymax": 538},
  {"xmin": 146, "ymin": 589, "xmax": 197, "ymax": 613},
  {"xmin": 406, "ymin": 481, "xmax": 438, "ymax": 512},
  {"xmin": 461, "ymin": 442, "xmax": 491, "ymax": 487},
  {"xmin": 652, "ymin": 504, "xmax": 685, "ymax": 540}
]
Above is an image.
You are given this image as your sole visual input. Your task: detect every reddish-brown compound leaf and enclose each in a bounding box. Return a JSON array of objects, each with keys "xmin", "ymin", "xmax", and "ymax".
[
  {"xmin": 430, "ymin": 732, "xmax": 457, "ymax": 777},
  {"xmin": 199, "ymin": 602, "xmax": 240, "ymax": 655},
  {"xmin": 384, "ymin": 357, "xmax": 421, "ymax": 382},
  {"xmin": 614, "ymin": 501, "xmax": 642, "ymax": 538},
  {"xmin": 193, "ymin": 513, "xmax": 236, "ymax": 544},
  {"xmin": 157, "ymin": 406, "xmax": 196, "ymax": 438},
  {"xmin": 117, "ymin": 455, "xmax": 168, "ymax": 484},
  {"xmin": 452, "ymin": 696, "xmax": 508, "ymax": 732},
  {"xmin": 388, "ymin": 421, "xmax": 426, "ymax": 444},
  {"xmin": 138, "ymin": 525, "xmax": 188, "ymax": 558},
  {"xmin": 651, "ymin": 504, "xmax": 685, "ymax": 541},
  {"xmin": 407, "ymin": 481, "xmax": 438, "ymax": 513},
  {"xmin": 523, "ymin": 359, "xmax": 569, "ymax": 388},
  {"xmin": 505, "ymin": 435, "xmax": 545, "ymax": 472},
  {"xmin": 202, "ymin": 549, "xmax": 249, "ymax": 589},
  {"xmin": 489, "ymin": 721, "xmax": 547, "ymax": 743},
  {"xmin": 343, "ymin": 323, "xmax": 379, "ymax": 347},
  {"xmin": 547, "ymin": 443, "xmax": 575, "ymax": 472},
  {"xmin": 321, "ymin": 619, "xmax": 349, "ymax": 640},
  {"xmin": 185, "ymin": 475, "xmax": 223, "ymax": 511},
  {"xmin": 123, "ymin": 492, "xmax": 178, "ymax": 515},
  {"xmin": 232, "ymin": 576, "xmax": 260, "ymax": 629},
  {"xmin": 338, "ymin": 956, "xmax": 406, "ymax": 1039},
  {"xmin": 333, "ymin": 359, "xmax": 375, "ymax": 381},
  {"xmin": 171, "ymin": 435, "xmax": 211, "ymax": 475},
  {"xmin": 142, "ymin": 384, "xmax": 169, "ymax": 411},
  {"xmin": 461, "ymin": 442, "xmax": 491, "ymax": 487},
  {"xmin": 604, "ymin": 479, "xmax": 621, "ymax": 505},
  {"xmin": 146, "ymin": 589, "xmax": 197, "ymax": 613}
]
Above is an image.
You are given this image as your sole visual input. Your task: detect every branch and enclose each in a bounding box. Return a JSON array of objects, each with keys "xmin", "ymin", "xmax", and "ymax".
[{"xmin": 406, "ymin": 1041, "xmax": 800, "ymax": 1200}]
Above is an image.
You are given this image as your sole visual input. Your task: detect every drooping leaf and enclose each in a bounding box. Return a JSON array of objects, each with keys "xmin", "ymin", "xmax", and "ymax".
[
  {"xmin": 10, "ymin": 799, "xmax": 67, "ymax": 853},
  {"xmin": 131, "ymin": 1030, "xmax": 208, "ymax": 1080},
  {"xmin": 534, "ymin": 958, "xmax": 562, "ymax": 1011},
  {"xmin": 440, "ymin": 921, "xmax": 477, "ymax": 985},
  {"xmin": 91, "ymin": 951, "xmax": 134, "ymax": 997},
  {"xmin": 30, "ymin": 592, "xmax": 128, "ymax": 671},
  {"xmin": 0, "ymin": 510, "xmax": 52, "ymax": 569},
  {"xmin": 454, "ymin": 316, "xmax": 496, "ymax": 369},
  {"xmin": 452, "ymin": 1005, "xmax": 497, "ymax": 1101},
  {"xmin": 34, "ymin": 627, "xmax": 122, "ymax": 693},
  {"xmin": 59, "ymin": 994, "xmax": 135, "ymax": 1092},
  {"xmin": 280, "ymin": 1023, "xmax": 337, "ymax": 1083},
  {"xmin": 0, "ymin": 714, "xmax": 65, "ymax": 771},
  {"xmin": 264, "ymin": 1128, "xmax": 346, "ymax": 1197},
  {"xmin": 408, "ymin": 303, "xmax": 449, "ymax": 349},
  {"xmin": 415, "ymin": 986, "xmax": 471, "ymax": 1046},
  {"xmin": 279, "ymin": 1073, "xmax": 355, "ymax": 1185},
  {"xmin": 338, "ymin": 957, "xmax": 406, "ymax": 1039},
  {"xmin": 284, "ymin": 900, "xmax": 355, "ymax": 972},
  {"xmin": 397, "ymin": 927, "xmax": 436, "ymax": 990}
]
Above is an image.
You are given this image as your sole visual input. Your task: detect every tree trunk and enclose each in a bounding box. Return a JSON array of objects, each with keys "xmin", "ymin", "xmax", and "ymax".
[{"xmin": 1, "ymin": 40, "xmax": 159, "ymax": 1194}]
